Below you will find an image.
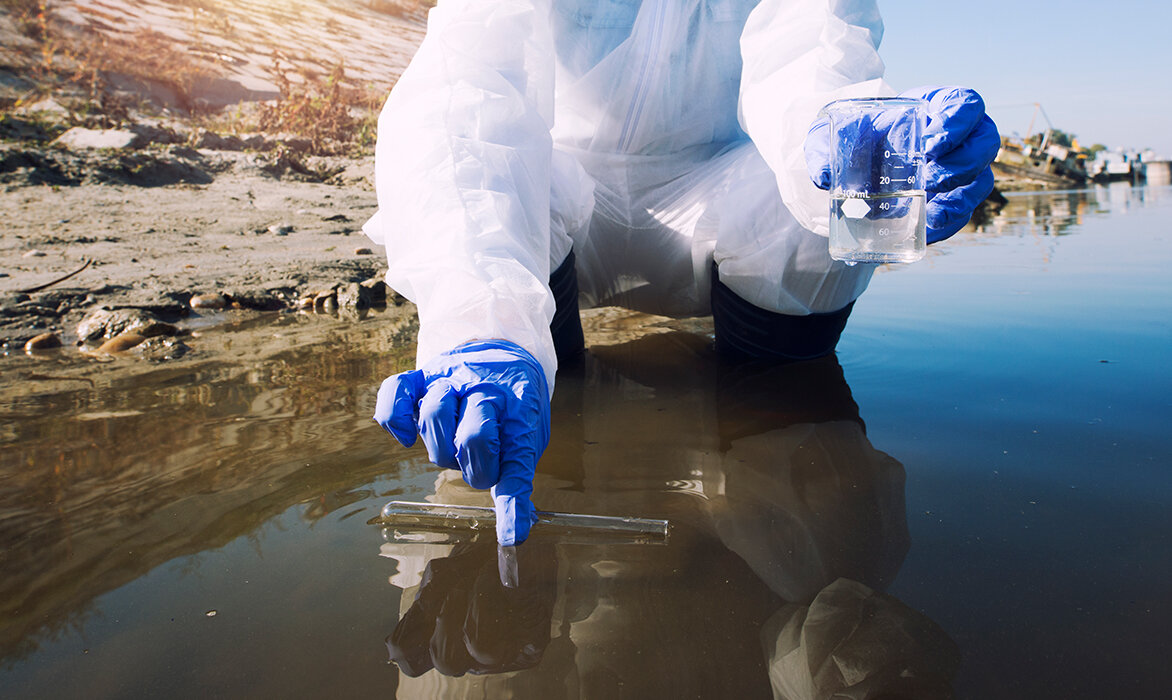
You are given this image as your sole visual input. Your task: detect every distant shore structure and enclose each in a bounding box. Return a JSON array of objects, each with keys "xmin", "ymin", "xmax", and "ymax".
[{"xmin": 991, "ymin": 102, "xmax": 1168, "ymax": 188}]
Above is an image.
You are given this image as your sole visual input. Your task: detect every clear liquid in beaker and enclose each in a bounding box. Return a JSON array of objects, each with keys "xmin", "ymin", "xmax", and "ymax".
[{"xmin": 829, "ymin": 190, "xmax": 926, "ymax": 264}]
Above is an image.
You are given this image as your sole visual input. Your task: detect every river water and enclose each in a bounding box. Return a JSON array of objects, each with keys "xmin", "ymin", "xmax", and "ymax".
[{"xmin": 1, "ymin": 184, "xmax": 1169, "ymax": 699}]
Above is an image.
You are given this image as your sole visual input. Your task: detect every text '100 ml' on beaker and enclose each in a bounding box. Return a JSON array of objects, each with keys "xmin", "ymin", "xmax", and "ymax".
[{"xmin": 822, "ymin": 97, "xmax": 927, "ymax": 264}]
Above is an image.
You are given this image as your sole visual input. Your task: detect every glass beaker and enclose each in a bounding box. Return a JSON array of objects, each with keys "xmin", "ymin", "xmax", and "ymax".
[{"xmin": 822, "ymin": 97, "xmax": 927, "ymax": 264}]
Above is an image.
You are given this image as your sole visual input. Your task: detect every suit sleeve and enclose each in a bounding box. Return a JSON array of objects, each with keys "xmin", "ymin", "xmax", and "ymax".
[
  {"xmin": 363, "ymin": 0, "xmax": 559, "ymax": 392},
  {"xmin": 738, "ymin": 0, "xmax": 894, "ymax": 236}
]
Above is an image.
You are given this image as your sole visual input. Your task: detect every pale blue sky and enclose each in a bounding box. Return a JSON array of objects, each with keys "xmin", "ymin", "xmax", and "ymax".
[{"xmin": 878, "ymin": 1, "xmax": 1171, "ymax": 157}]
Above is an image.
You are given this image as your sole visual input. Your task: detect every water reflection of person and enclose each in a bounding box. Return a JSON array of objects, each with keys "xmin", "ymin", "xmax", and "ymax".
[
  {"xmin": 385, "ymin": 541, "xmax": 559, "ymax": 678},
  {"xmin": 383, "ymin": 330, "xmax": 957, "ymax": 698},
  {"xmin": 709, "ymin": 352, "xmax": 959, "ymax": 699}
]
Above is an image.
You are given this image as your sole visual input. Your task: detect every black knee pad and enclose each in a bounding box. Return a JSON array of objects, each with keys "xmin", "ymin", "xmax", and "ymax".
[{"xmin": 710, "ymin": 261, "xmax": 853, "ymax": 362}]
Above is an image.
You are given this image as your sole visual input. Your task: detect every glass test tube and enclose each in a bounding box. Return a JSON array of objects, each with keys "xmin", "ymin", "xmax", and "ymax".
[{"xmin": 375, "ymin": 501, "xmax": 670, "ymax": 543}]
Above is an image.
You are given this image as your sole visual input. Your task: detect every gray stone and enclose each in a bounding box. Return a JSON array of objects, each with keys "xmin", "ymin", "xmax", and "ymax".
[
  {"xmin": 14, "ymin": 97, "xmax": 69, "ymax": 117},
  {"xmin": 264, "ymin": 133, "xmax": 313, "ymax": 154},
  {"xmin": 129, "ymin": 123, "xmax": 182, "ymax": 146},
  {"xmin": 193, "ymin": 129, "xmax": 245, "ymax": 151},
  {"xmin": 336, "ymin": 282, "xmax": 369, "ymax": 310},
  {"xmin": 76, "ymin": 307, "xmax": 163, "ymax": 342},
  {"xmin": 53, "ymin": 127, "xmax": 141, "ymax": 150},
  {"xmin": 141, "ymin": 336, "xmax": 189, "ymax": 362},
  {"xmin": 167, "ymin": 145, "xmax": 203, "ymax": 161}
]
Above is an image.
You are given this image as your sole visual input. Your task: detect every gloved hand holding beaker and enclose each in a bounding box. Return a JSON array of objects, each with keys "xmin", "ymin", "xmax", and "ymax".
[
  {"xmin": 374, "ymin": 340, "xmax": 550, "ymax": 546},
  {"xmin": 806, "ymin": 85, "xmax": 1000, "ymax": 244}
]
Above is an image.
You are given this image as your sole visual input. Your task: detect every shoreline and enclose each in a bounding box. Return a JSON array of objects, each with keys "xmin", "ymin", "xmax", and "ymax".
[
  {"xmin": 2, "ymin": 144, "xmax": 396, "ymax": 355},
  {"xmin": 1, "ymin": 0, "xmax": 433, "ymax": 356}
]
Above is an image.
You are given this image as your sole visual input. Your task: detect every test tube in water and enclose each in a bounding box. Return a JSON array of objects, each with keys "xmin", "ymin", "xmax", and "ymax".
[{"xmin": 374, "ymin": 501, "xmax": 670, "ymax": 544}]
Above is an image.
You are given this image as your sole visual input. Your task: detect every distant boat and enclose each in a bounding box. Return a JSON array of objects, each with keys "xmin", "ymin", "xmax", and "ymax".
[
  {"xmin": 991, "ymin": 102, "xmax": 1164, "ymax": 187},
  {"xmin": 1087, "ymin": 149, "xmax": 1160, "ymax": 184},
  {"xmin": 994, "ymin": 137, "xmax": 1087, "ymax": 186},
  {"xmin": 992, "ymin": 102, "xmax": 1088, "ymax": 186}
]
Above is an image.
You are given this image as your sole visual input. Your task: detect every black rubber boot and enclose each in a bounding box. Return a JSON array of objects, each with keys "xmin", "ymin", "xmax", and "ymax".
[
  {"xmin": 549, "ymin": 250, "xmax": 585, "ymax": 366},
  {"xmin": 710, "ymin": 261, "xmax": 854, "ymax": 362}
]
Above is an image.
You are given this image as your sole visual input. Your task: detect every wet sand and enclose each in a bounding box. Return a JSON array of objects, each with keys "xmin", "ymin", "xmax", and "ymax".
[{"xmin": 2, "ymin": 163, "xmax": 388, "ymax": 346}]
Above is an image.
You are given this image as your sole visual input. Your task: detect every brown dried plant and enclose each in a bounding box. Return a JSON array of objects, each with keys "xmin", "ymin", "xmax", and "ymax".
[
  {"xmin": 3, "ymin": 1, "xmax": 214, "ymax": 120},
  {"xmin": 1, "ymin": 1, "xmax": 385, "ymax": 155},
  {"xmin": 69, "ymin": 28, "xmax": 214, "ymax": 114},
  {"xmin": 256, "ymin": 59, "xmax": 382, "ymax": 156},
  {"xmin": 1, "ymin": 0, "xmax": 48, "ymax": 39}
]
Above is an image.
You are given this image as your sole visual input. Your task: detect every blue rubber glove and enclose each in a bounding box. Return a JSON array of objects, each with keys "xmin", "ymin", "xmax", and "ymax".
[
  {"xmin": 374, "ymin": 340, "xmax": 550, "ymax": 545},
  {"xmin": 806, "ymin": 86, "xmax": 1000, "ymax": 243}
]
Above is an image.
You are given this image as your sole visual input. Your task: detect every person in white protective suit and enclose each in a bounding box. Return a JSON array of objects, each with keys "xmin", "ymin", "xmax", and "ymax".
[{"xmin": 367, "ymin": 0, "xmax": 999, "ymax": 545}]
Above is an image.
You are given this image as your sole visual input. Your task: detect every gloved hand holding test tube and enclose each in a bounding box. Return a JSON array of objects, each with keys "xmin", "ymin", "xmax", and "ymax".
[
  {"xmin": 373, "ymin": 342, "xmax": 671, "ymax": 546},
  {"xmin": 374, "ymin": 340, "xmax": 550, "ymax": 546}
]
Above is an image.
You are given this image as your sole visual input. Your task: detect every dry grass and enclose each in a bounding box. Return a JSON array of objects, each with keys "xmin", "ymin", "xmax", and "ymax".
[
  {"xmin": 255, "ymin": 60, "xmax": 383, "ymax": 155},
  {"xmin": 1, "ymin": 2, "xmax": 386, "ymax": 155},
  {"xmin": 2, "ymin": 3, "xmax": 214, "ymax": 121},
  {"xmin": 72, "ymin": 28, "xmax": 215, "ymax": 115},
  {"xmin": 1, "ymin": 0, "xmax": 49, "ymax": 40}
]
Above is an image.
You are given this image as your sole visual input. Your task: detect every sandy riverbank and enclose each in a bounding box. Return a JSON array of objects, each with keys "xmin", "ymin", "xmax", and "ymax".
[{"xmin": 2, "ymin": 0, "xmax": 432, "ymax": 355}]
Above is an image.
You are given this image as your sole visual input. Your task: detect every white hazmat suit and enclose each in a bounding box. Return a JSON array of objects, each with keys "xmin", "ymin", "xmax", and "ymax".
[{"xmin": 364, "ymin": 0, "xmax": 895, "ymax": 389}]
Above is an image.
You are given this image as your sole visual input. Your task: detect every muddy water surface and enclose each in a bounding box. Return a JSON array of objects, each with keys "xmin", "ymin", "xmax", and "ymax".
[{"xmin": 1, "ymin": 184, "xmax": 1170, "ymax": 699}]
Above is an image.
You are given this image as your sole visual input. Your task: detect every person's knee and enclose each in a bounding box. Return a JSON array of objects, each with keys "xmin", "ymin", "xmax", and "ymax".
[{"xmin": 710, "ymin": 261, "xmax": 853, "ymax": 362}]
